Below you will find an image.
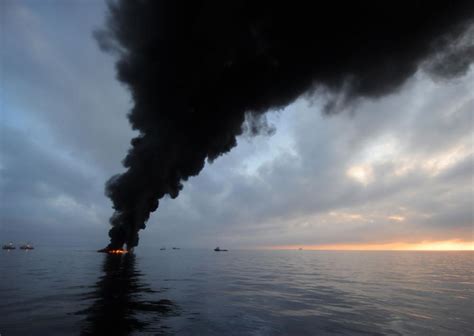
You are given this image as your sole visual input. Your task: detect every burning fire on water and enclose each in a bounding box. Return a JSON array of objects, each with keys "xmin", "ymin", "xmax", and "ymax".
[
  {"xmin": 97, "ymin": 248, "xmax": 128, "ymax": 254},
  {"xmin": 109, "ymin": 249, "xmax": 127, "ymax": 254}
]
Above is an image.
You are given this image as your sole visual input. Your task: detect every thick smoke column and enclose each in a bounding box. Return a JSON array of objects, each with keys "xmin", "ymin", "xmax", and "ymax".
[{"xmin": 98, "ymin": 0, "xmax": 474, "ymax": 249}]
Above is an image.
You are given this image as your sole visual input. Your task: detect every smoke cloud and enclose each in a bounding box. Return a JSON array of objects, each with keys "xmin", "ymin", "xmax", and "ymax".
[{"xmin": 97, "ymin": 0, "xmax": 474, "ymax": 249}]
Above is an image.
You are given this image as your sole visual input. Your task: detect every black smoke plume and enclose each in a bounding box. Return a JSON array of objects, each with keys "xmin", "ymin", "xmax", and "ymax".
[{"xmin": 97, "ymin": 0, "xmax": 474, "ymax": 249}]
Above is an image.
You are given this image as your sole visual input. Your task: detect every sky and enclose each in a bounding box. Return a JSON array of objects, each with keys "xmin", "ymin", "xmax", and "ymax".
[{"xmin": 1, "ymin": 1, "xmax": 473, "ymax": 250}]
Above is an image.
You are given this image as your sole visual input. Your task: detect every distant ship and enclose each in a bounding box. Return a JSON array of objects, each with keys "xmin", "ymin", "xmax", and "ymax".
[
  {"xmin": 214, "ymin": 247, "xmax": 228, "ymax": 252},
  {"xmin": 172, "ymin": 247, "xmax": 180, "ymax": 250},
  {"xmin": 20, "ymin": 243, "xmax": 34, "ymax": 250},
  {"xmin": 2, "ymin": 242, "xmax": 16, "ymax": 250},
  {"xmin": 160, "ymin": 247, "xmax": 166, "ymax": 250}
]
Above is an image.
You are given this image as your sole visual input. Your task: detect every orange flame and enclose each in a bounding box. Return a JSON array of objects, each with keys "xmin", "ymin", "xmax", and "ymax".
[{"xmin": 108, "ymin": 249, "xmax": 128, "ymax": 254}]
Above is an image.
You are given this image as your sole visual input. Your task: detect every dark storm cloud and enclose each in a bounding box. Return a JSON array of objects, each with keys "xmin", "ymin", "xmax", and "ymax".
[
  {"xmin": 1, "ymin": 0, "xmax": 133, "ymax": 175},
  {"xmin": 97, "ymin": 0, "xmax": 474, "ymax": 248},
  {"xmin": 0, "ymin": 126, "xmax": 107, "ymax": 241},
  {"xmin": 0, "ymin": 1, "xmax": 126, "ymax": 243}
]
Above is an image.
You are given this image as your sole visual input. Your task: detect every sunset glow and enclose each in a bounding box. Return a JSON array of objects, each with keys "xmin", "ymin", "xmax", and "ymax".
[
  {"xmin": 346, "ymin": 164, "xmax": 374, "ymax": 185},
  {"xmin": 267, "ymin": 240, "xmax": 474, "ymax": 251}
]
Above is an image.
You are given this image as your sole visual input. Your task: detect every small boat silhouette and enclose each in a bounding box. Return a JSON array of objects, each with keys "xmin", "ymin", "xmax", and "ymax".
[
  {"xmin": 214, "ymin": 246, "xmax": 228, "ymax": 252},
  {"xmin": 2, "ymin": 242, "xmax": 16, "ymax": 250},
  {"xmin": 20, "ymin": 243, "xmax": 35, "ymax": 250},
  {"xmin": 160, "ymin": 247, "xmax": 166, "ymax": 250}
]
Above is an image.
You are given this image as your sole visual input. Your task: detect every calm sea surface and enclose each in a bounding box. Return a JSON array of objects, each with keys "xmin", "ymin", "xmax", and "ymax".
[{"xmin": 0, "ymin": 246, "xmax": 472, "ymax": 335}]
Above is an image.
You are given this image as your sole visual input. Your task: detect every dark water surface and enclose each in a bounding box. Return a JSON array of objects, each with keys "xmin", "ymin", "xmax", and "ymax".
[{"xmin": 1, "ymin": 246, "xmax": 472, "ymax": 335}]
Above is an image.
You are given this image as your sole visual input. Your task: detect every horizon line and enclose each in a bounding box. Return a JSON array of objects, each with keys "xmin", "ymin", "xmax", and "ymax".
[{"xmin": 260, "ymin": 239, "xmax": 474, "ymax": 251}]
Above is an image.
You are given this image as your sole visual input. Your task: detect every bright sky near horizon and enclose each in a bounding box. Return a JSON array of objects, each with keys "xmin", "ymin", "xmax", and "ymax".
[{"xmin": 1, "ymin": 1, "xmax": 473, "ymax": 250}]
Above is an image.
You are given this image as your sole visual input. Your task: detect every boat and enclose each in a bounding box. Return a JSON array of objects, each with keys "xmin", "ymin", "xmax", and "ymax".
[
  {"xmin": 2, "ymin": 242, "xmax": 16, "ymax": 250},
  {"xmin": 172, "ymin": 247, "xmax": 180, "ymax": 250},
  {"xmin": 20, "ymin": 243, "xmax": 35, "ymax": 250},
  {"xmin": 160, "ymin": 247, "xmax": 166, "ymax": 250},
  {"xmin": 214, "ymin": 246, "xmax": 228, "ymax": 252}
]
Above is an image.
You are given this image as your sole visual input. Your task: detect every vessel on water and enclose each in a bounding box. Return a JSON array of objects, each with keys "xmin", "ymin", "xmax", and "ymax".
[
  {"xmin": 214, "ymin": 246, "xmax": 228, "ymax": 252},
  {"xmin": 2, "ymin": 242, "xmax": 16, "ymax": 250},
  {"xmin": 20, "ymin": 243, "xmax": 34, "ymax": 250}
]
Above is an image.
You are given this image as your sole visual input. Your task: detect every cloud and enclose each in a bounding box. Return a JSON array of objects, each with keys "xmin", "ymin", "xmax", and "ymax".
[
  {"xmin": 1, "ymin": 1, "xmax": 133, "ymax": 175},
  {"xmin": 147, "ymin": 69, "xmax": 473, "ymax": 247},
  {"xmin": 0, "ymin": 2, "xmax": 121, "ymax": 243},
  {"xmin": 0, "ymin": 1, "xmax": 472, "ymax": 248},
  {"xmin": 0, "ymin": 126, "xmax": 108, "ymax": 242}
]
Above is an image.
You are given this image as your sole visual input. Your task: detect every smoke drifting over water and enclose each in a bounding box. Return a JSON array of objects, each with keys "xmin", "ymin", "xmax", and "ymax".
[{"xmin": 97, "ymin": 0, "xmax": 474, "ymax": 249}]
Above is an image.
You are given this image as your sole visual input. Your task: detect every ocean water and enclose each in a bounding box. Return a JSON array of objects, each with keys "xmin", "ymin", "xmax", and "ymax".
[{"xmin": 0, "ymin": 246, "xmax": 472, "ymax": 335}]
